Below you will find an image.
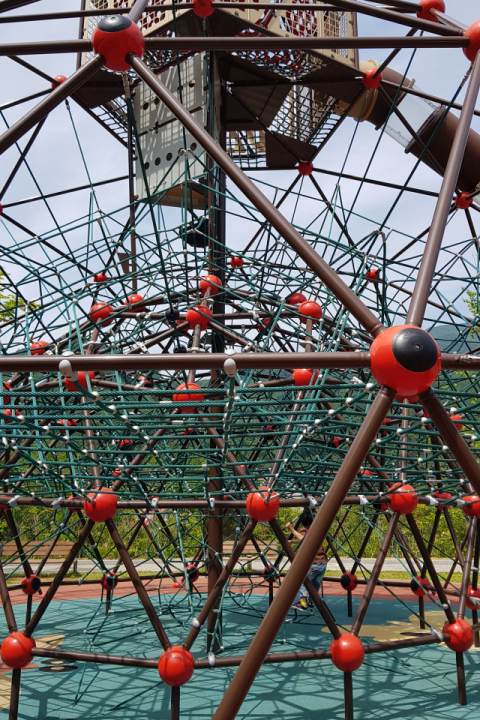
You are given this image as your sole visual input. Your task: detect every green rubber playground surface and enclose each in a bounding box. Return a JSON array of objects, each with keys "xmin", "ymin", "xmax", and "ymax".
[{"xmin": 2, "ymin": 593, "xmax": 479, "ymax": 720}]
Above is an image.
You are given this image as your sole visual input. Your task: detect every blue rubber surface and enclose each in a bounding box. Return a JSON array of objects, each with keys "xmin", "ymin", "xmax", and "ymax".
[{"xmin": 1, "ymin": 591, "xmax": 479, "ymax": 719}]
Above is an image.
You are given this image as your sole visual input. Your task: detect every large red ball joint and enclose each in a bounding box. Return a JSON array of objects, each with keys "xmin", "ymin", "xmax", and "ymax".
[
  {"xmin": 246, "ymin": 486, "xmax": 280, "ymax": 521},
  {"xmin": 416, "ymin": 0, "xmax": 445, "ymax": 22},
  {"xmin": 340, "ymin": 573, "xmax": 358, "ymax": 592},
  {"xmin": 410, "ymin": 575, "xmax": 429, "ymax": 597},
  {"xmin": 464, "ymin": 21, "xmax": 480, "ymax": 63},
  {"xmin": 1, "ymin": 632, "xmax": 36, "ymax": 669},
  {"xmin": 362, "ymin": 68, "xmax": 382, "ymax": 90},
  {"xmin": 21, "ymin": 575, "xmax": 42, "ymax": 596},
  {"xmin": 92, "ymin": 15, "xmax": 145, "ymax": 72},
  {"xmin": 83, "ymin": 486, "xmax": 117, "ymax": 522},
  {"xmin": 443, "ymin": 618, "xmax": 474, "ymax": 653},
  {"xmin": 388, "ymin": 482, "xmax": 418, "ymax": 515},
  {"xmin": 330, "ymin": 634, "xmax": 365, "ymax": 672},
  {"xmin": 158, "ymin": 646, "xmax": 195, "ymax": 686},
  {"xmin": 370, "ymin": 325, "xmax": 441, "ymax": 397}
]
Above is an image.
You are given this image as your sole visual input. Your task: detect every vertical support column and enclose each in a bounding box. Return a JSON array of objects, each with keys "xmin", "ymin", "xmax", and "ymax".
[
  {"xmin": 206, "ymin": 51, "xmax": 226, "ymax": 655},
  {"xmin": 344, "ymin": 671, "xmax": 354, "ymax": 720},
  {"xmin": 126, "ymin": 78, "xmax": 138, "ymax": 293},
  {"xmin": 171, "ymin": 686, "xmax": 180, "ymax": 720},
  {"xmin": 472, "ymin": 529, "xmax": 480, "ymax": 647},
  {"xmin": 9, "ymin": 669, "xmax": 21, "ymax": 720}
]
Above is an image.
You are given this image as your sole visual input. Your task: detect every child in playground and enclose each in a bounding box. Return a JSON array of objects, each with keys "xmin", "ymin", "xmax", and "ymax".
[{"xmin": 286, "ymin": 509, "xmax": 328, "ymax": 611}]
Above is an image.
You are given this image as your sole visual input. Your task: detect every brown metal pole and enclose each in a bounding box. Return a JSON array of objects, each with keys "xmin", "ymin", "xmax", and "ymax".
[
  {"xmin": 184, "ymin": 520, "xmax": 257, "ymax": 651},
  {"xmin": 406, "ymin": 514, "xmax": 456, "ymax": 624},
  {"xmin": 351, "ymin": 513, "xmax": 399, "ymax": 635},
  {"xmin": 420, "ymin": 388, "xmax": 480, "ymax": 495},
  {"xmin": 270, "ymin": 518, "xmax": 341, "ymax": 639},
  {"xmin": 344, "ymin": 671, "xmax": 354, "ymax": 720},
  {"xmin": 105, "ymin": 518, "xmax": 171, "ymax": 650},
  {"xmin": 8, "ymin": 669, "xmax": 21, "ymax": 720},
  {"xmin": 0, "ymin": 54, "xmax": 105, "ymax": 155},
  {"xmin": 406, "ymin": 53, "xmax": 480, "ymax": 327},
  {"xmin": 127, "ymin": 54, "xmax": 383, "ymax": 338},
  {"xmin": 458, "ymin": 517, "xmax": 477, "ymax": 620},
  {"xmin": 171, "ymin": 686, "xmax": 180, "ymax": 720},
  {"xmin": 211, "ymin": 386, "xmax": 394, "ymax": 720},
  {"xmin": 24, "ymin": 519, "xmax": 94, "ymax": 638},
  {"xmin": 472, "ymin": 529, "xmax": 480, "ymax": 647},
  {"xmin": 0, "ymin": 559, "xmax": 17, "ymax": 633}
]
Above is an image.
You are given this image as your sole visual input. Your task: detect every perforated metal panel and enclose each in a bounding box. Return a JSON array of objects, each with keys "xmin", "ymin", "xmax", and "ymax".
[{"xmin": 133, "ymin": 54, "xmax": 209, "ymax": 202}]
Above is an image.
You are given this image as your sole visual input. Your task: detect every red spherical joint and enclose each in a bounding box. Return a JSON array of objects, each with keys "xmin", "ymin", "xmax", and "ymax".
[
  {"xmin": 127, "ymin": 293, "xmax": 147, "ymax": 312},
  {"xmin": 1, "ymin": 632, "xmax": 36, "ymax": 669},
  {"xmin": 410, "ymin": 575, "xmax": 429, "ymax": 597},
  {"xmin": 185, "ymin": 304, "xmax": 212, "ymax": 330},
  {"xmin": 21, "ymin": 574, "xmax": 42, "ymax": 596},
  {"xmin": 464, "ymin": 21, "xmax": 480, "ymax": 63},
  {"xmin": 138, "ymin": 374, "xmax": 153, "ymax": 388},
  {"xmin": 388, "ymin": 482, "xmax": 418, "ymax": 515},
  {"xmin": 59, "ymin": 418, "xmax": 77, "ymax": 435},
  {"xmin": 94, "ymin": 271, "xmax": 108, "ymax": 283},
  {"xmin": 467, "ymin": 586, "xmax": 480, "ymax": 611},
  {"xmin": 416, "ymin": 0, "xmax": 445, "ymax": 22},
  {"xmin": 292, "ymin": 368, "xmax": 318, "ymax": 387},
  {"xmin": 288, "ymin": 292, "xmax": 307, "ymax": 306},
  {"xmin": 89, "ymin": 302, "xmax": 113, "ymax": 326},
  {"xmin": 443, "ymin": 618, "xmax": 473, "ymax": 653},
  {"xmin": 200, "ymin": 274, "xmax": 222, "ymax": 296},
  {"xmin": 365, "ymin": 268, "xmax": 378, "ymax": 281},
  {"xmin": 362, "ymin": 68, "xmax": 382, "ymax": 90},
  {"xmin": 433, "ymin": 490, "xmax": 452, "ymax": 503},
  {"xmin": 1, "ymin": 382, "xmax": 11, "ymax": 406},
  {"xmin": 103, "ymin": 571, "xmax": 118, "ymax": 591},
  {"xmin": 184, "ymin": 564, "xmax": 199, "ymax": 583},
  {"xmin": 65, "ymin": 370, "xmax": 95, "ymax": 393},
  {"xmin": 3, "ymin": 409, "xmax": 20, "ymax": 424},
  {"xmin": 173, "ymin": 382, "xmax": 204, "ymax": 414},
  {"xmin": 0, "ymin": 203, "xmax": 3, "ymax": 216},
  {"xmin": 298, "ymin": 161, "xmax": 313, "ymax": 176},
  {"xmin": 263, "ymin": 425, "xmax": 277, "ymax": 440},
  {"xmin": 340, "ymin": 573, "xmax": 358, "ymax": 592},
  {"xmin": 380, "ymin": 417, "xmax": 392, "ymax": 436},
  {"xmin": 230, "ymin": 256, "xmax": 244, "ymax": 269},
  {"xmin": 455, "ymin": 192, "xmax": 473, "ymax": 210},
  {"xmin": 158, "ymin": 646, "xmax": 195, "ymax": 686},
  {"xmin": 298, "ymin": 301, "xmax": 322, "ymax": 323},
  {"xmin": 119, "ymin": 439, "xmax": 133, "ymax": 450},
  {"xmin": 332, "ymin": 436, "xmax": 342, "ymax": 448},
  {"xmin": 92, "ymin": 15, "xmax": 145, "ymax": 72},
  {"xmin": 370, "ymin": 325, "xmax": 441, "ymax": 398},
  {"xmin": 51, "ymin": 75, "xmax": 67, "ymax": 89},
  {"xmin": 330, "ymin": 634, "xmax": 365, "ymax": 672},
  {"xmin": 83, "ymin": 486, "xmax": 117, "ymax": 522},
  {"xmin": 30, "ymin": 340, "xmax": 49, "ymax": 355},
  {"xmin": 262, "ymin": 564, "xmax": 276, "ymax": 583},
  {"xmin": 246, "ymin": 486, "xmax": 280, "ymax": 522},
  {"xmin": 463, "ymin": 494, "xmax": 480, "ymax": 518},
  {"xmin": 193, "ymin": 0, "xmax": 214, "ymax": 17},
  {"xmin": 172, "ymin": 581, "xmax": 181, "ymax": 589},
  {"xmin": 449, "ymin": 413, "xmax": 463, "ymax": 430},
  {"xmin": 257, "ymin": 317, "xmax": 276, "ymax": 333}
]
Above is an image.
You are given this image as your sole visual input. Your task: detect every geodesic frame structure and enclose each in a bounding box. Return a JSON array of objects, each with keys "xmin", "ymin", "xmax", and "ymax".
[{"xmin": 1, "ymin": 1, "xmax": 480, "ymax": 719}]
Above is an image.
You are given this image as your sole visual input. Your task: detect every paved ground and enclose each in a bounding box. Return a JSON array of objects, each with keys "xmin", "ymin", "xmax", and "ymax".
[{"xmin": 3, "ymin": 557, "xmax": 459, "ymax": 575}]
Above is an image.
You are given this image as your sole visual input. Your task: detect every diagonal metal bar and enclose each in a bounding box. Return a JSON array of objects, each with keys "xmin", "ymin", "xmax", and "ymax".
[
  {"xmin": 420, "ymin": 388, "xmax": 480, "ymax": 495},
  {"xmin": 457, "ymin": 517, "xmax": 477, "ymax": 620},
  {"xmin": 211, "ymin": 386, "xmax": 395, "ymax": 720},
  {"xmin": 0, "ymin": 54, "xmax": 105, "ymax": 156},
  {"xmin": 105, "ymin": 518, "xmax": 171, "ymax": 649},
  {"xmin": 128, "ymin": 53, "xmax": 384, "ymax": 337},
  {"xmin": 406, "ymin": 514, "xmax": 456, "ymax": 623},
  {"xmin": 351, "ymin": 513, "xmax": 399, "ymax": 635},
  {"xmin": 0, "ymin": 558, "xmax": 17, "ymax": 633},
  {"xmin": 269, "ymin": 518, "xmax": 341, "ymax": 638},
  {"xmin": 183, "ymin": 519, "xmax": 258, "ymax": 650},
  {"xmin": 24, "ymin": 519, "xmax": 94, "ymax": 637},
  {"xmin": 406, "ymin": 53, "xmax": 480, "ymax": 327}
]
